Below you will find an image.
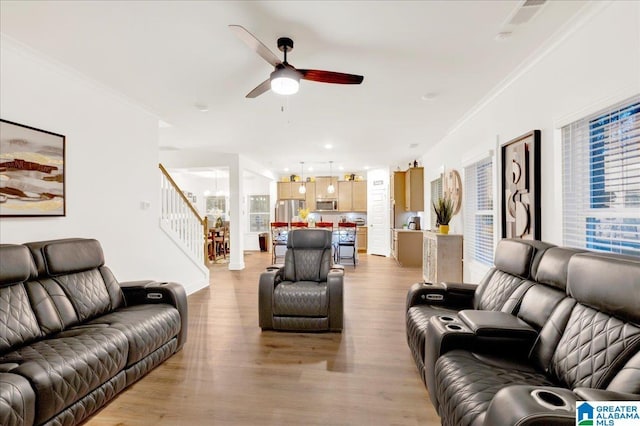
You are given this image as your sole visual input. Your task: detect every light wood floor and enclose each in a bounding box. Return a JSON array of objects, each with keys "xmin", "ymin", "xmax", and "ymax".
[{"xmin": 86, "ymin": 252, "xmax": 440, "ymax": 425}]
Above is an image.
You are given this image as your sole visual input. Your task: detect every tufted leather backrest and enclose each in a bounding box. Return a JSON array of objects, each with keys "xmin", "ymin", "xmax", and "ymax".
[
  {"xmin": 283, "ymin": 229, "xmax": 332, "ymax": 282},
  {"xmin": 493, "ymin": 239, "xmax": 555, "ymax": 279},
  {"xmin": 514, "ymin": 247, "xmax": 586, "ymax": 330},
  {"xmin": 24, "ymin": 239, "xmax": 124, "ymax": 326},
  {"xmin": 535, "ymin": 247, "xmax": 586, "ymax": 291},
  {"xmin": 473, "ymin": 239, "xmax": 555, "ymax": 311},
  {"xmin": 474, "ymin": 270, "xmax": 524, "ymax": 311},
  {"xmin": 0, "ymin": 245, "xmax": 42, "ymax": 354},
  {"xmin": 543, "ymin": 252, "xmax": 640, "ymax": 389}
]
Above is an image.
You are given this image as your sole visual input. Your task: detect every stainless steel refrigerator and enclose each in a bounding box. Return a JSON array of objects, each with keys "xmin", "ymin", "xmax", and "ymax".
[{"xmin": 275, "ymin": 199, "xmax": 306, "ymax": 223}]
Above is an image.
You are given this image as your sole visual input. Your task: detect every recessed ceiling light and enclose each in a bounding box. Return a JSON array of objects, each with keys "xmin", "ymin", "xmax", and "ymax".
[
  {"xmin": 324, "ymin": 144, "xmax": 333, "ymax": 149},
  {"xmin": 308, "ymin": 166, "xmax": 314, "ymax": 171},
  {"xmin": 409, "ymin": 143, "xmax": 419, "ymax": 149},
  {"xmin": 338, "ymin": 166, "xmax": 344, "ymax": 171},
  {"xmin": 495, "ymin": 31, "xmax": 512, "ymax": 41},
  {"xmin": 284, "ymin": 167, "xmax": 290, "ymax": 172},
  {"xmin": 364, "ymin": 166, "xmax": 370, "ymax": 170},
  {"xmin": 158, "ymin": 120, "xmax": 172, "ymax": 128},
  {"xmin": 421, "ymin": 93, "xmax": 438, "ymax": 101},
  {"xmin": 195, "ymin": 103, "xmax": 209, "ymax": 112}
]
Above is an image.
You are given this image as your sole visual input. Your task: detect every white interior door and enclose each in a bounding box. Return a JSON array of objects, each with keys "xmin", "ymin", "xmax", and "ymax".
[{"xmin": 367, "ymin": 169, "xmax": 390, "ymax": 256}]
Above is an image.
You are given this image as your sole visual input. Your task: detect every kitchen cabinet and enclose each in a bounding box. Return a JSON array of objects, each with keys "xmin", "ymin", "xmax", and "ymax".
[
  {"xmin": 337, "ymin": 181, "xmax": 352, "ymax": 211},
  {"xmin": 352, "ymin": 181, "xmax": 367, "ymax": 211},
  {"xmin": 315, "ymin": 177, "xmax": 338, "ymax": 200},
  {"xmin": 391, "ymin": 171, "xmax": 407, "ymax": 228},
  {"xmin": 277, "ymin": 182, "xmax": 305, "ymax": 200},
  {"xmin": 404, "ymin": 167, "xmax": 424, "ymax": 211},
  {"xmin": 392, "ymin": 229, "xmax": 423, "ymax": 267},
  {"xmin": 422, "ymin": 232, "xmax": 463, "ymax": 283},
  {"xmin": 357, "ymin": 226, "xmax": 367, "ymax": 253},
  {"xmin": 305, "ymin": 182, "xmax": 316, "ymax": 211},
  {"xmin": 338, "ymin": 180, "xmax": 367, "ymax": 212}
]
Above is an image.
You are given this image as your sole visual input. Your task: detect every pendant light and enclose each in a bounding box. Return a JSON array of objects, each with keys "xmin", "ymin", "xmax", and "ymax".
[
  {"xmin": 327, "ymin": 161, "xmax": 335, "ymax": 194},
  {"xmin": 299, "ymin": 161, "xmax": 306, "ymax": 194}
]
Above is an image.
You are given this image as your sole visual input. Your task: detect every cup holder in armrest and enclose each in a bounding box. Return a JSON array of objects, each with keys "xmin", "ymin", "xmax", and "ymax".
[
  {"xmin": 446, "ymin": 324, "xmax": 464, "ymax": 331},
  {"xmin": 439, "ymin": 316, "xmax": 456, "ymax": 322},
  {"xmin": 530, "ymin": 389, "xmax": 570, "ymax": 411}
]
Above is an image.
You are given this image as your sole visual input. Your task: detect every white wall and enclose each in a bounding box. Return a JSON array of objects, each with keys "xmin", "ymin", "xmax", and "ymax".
[
  {"xmin": 0, "ymin": 37, "xmax": 208, "ymax": 294},
  {"xmin": 420, "ymin": 2, "xmax": 640, "ymax": 282}
]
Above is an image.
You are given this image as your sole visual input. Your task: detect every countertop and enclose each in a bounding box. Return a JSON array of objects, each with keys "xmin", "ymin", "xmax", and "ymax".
[{"xmin": 393, "ymin": 228, "xmax": 424, "ymax": 232}]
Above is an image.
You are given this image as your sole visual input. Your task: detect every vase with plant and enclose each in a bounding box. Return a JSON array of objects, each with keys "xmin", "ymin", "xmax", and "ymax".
[
  {"xmin": 298, "ymin": 207, "xmax": 310, "ymax": 223},
  {"xmin": 433, "ymin": 196, "xmax": 454, "ymax": 234}
]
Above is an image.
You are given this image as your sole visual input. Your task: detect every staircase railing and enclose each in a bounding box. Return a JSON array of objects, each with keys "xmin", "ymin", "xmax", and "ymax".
[{"xmin": 159, "ymin": 163, "xmax": 208, "ymax": 265}]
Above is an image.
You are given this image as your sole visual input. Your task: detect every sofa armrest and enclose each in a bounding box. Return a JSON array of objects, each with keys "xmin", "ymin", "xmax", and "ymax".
[
  {"xmin": 442, "ymin": 281, "xmax": 478, "ymax": 293},
  {"xmin": 120, "ymin": 281, "xmax": 188, "ymax": 351},
  {"xmin": 327, "ymin": 268, "xmax": 344, "ymax": 331},
  {"xmin": 483, "ymin": 385, "xmax": 578, "ymax": 426},
  {"xmin": 258, "ymin": 269, "xmax": 279, "ymax": 329},
  {"xmin": 0, "ymin": 372, "xmax": 36, "ymax": 426},
  {"xmin": 119, "ymin": 279, "xmax": 157, "ymax": 288},
  {"xmin": 458, "ymin": 310, "xmax": 537, "ymax": 339},
  {"xmin": 573, "ymin": 387, "xmax": 640, "ymax": 401},
  {"xmin": 406, "ymin": 281, "xmax": 474, "ymax": 311},
  {"xmin": 266, "ymin": 264, "xmax": 284, "ymax": 271}
]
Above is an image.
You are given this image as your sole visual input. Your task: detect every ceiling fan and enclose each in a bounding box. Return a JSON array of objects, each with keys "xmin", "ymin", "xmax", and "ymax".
[{"xmin": 229, "ymin": 25, "xmax": 364, "ymax": 98}]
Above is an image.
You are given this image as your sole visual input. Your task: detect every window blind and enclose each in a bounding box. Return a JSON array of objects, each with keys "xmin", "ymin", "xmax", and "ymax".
[
  {"xmin": 562, "ymin": 96, "xmax": 640, "ymax": 256},
  {"xmin": 464, "ymin": 156, "xmax": 495, "ymax": 265}
]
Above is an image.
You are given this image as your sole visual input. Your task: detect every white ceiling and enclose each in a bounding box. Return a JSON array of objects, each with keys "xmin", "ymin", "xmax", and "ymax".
[{"xmin": 0, "ymin": 0, "xmax": 589, "ymax": 176}]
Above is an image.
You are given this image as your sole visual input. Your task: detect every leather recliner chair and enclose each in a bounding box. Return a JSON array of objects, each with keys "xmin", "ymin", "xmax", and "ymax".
[{"xmin": 259, "ymin": 229, "xmax": 344, "ymax": 332}]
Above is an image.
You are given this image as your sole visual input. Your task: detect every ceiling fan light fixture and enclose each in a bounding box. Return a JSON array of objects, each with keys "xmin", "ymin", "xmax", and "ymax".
[{"xmin": 271, "ymin": 68, "xmax": 300, "ymax": 95}]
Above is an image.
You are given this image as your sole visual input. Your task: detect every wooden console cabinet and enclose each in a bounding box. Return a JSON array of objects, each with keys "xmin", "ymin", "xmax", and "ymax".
[{"xmin": 422, "ymin": 232, "xmax": 463, "ymax": 283}]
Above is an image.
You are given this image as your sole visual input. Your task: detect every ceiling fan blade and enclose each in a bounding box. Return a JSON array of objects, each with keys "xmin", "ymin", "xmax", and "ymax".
[
  {"xmin": 246, "ymin": 78, "xmax": 271, "ymax": 98},
  {"xmin": 298, "ymin": 69, "xmax": 364, "ymax": 85},
  {"xmin": 229, "ymin": 25, "xmax": 281, "ymax": 67}
]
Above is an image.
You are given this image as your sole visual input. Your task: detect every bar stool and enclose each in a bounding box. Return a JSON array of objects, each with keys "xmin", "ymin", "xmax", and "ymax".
[
  {"xmin": 316, "ymin": 222, "xmax": 335, "ymax": 260},
  {"xmin": 270, "ymin": 222, "xmax": 289, "ymax": 264},
  {"xmin": 337, "ymin": 222, "xmax": 357, "ymax": 267}
]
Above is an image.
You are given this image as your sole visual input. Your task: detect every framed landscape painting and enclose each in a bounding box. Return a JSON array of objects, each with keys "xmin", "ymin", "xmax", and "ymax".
[{"xmin": 0, "ymin": 119, "xmax": 66, "ymax": 217}]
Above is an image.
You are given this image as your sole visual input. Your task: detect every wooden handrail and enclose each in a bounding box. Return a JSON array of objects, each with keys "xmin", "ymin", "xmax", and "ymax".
[
  {"xmin": 159, "ymin": 163, "xmax": 210, "ymax": 266},
  {"xmin": 159, "ymin": 163, "xmax": 205, "ymax": 226}
]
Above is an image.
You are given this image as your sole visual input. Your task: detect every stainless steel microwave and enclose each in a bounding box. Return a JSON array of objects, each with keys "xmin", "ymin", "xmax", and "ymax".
[{"xmin": 316, "ymin": 200, "xmax": 338, "ymax": 211}]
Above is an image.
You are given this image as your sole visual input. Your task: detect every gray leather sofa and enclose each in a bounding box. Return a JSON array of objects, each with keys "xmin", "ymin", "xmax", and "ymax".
[
  {"xmin": 406, "ymin": 241, "xmax": 640, "ymax": 425},
  {"xmin": 406, "ymin": 239, "xmax": 554, "ymax": 383},
  {"xmin": 0, "ymin": 238, "xmax": 188, "ymax": 426},
  {"xmin": 259, "ymin": 229, "xmax": 344, "ymax": 332}
]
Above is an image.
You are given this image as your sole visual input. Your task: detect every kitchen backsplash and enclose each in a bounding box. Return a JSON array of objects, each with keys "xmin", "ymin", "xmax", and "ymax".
[{"xmin": 308, "ymin": 211, "xmax": 366, "ymax": 226}]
